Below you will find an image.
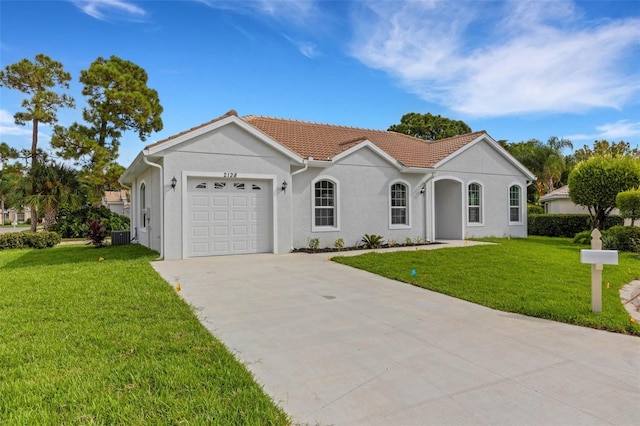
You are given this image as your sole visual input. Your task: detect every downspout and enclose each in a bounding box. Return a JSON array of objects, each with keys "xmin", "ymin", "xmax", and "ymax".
[
  {"xmin": 142, "ymin": 154, "xmax": 164, "ymax": 259},
  {"xmin": 289, "ymin": 160, "xmax": 309, "ymax": 250}
]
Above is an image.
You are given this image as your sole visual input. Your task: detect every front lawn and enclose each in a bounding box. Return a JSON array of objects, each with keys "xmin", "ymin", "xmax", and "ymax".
[
  {"xmin": 333, "ymin": 236, "xmax": 640, "ymax": 336},
  {"xmin": 0, "ymin": 245, "xmax": 289, "ymax": 424}
]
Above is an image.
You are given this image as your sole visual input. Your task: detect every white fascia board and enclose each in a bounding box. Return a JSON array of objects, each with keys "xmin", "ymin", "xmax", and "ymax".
[
  {"xmin": 145, "ymin": 115, "xmax": 304, "ymax": 165},
  {"xmin": 332, "ymin": 140, "xmax": 404, "ymax": 170},
  {"xmin": 119, "ymin": 151, "xmax": 145, "ymax": 185},
  {"xmin": 433, "ymin": 134, "xmax": 536, "ymax": 181}
]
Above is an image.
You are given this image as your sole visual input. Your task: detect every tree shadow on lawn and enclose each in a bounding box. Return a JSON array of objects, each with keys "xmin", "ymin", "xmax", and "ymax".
[{"xmin": 2, "ymin": 244, "xmax": 158, "ymax": 270}]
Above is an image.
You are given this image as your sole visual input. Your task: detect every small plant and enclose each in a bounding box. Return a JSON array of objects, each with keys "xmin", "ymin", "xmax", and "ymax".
[
  {"xmin": 87, "ymin": 220, "xmax": 107, "ymax": 247},
  {"xmin": 387, "ymin": 238, "xmax": 398, "ymax": 247},
  {"xmin": 334, "ymin": 238, "xmax": 344, "ymax": 250},
  {"xmin": 405, "ymin": 237, "xmax": 413, "ymax": 245},
  {"xmin": 361, "ymin": 234, "xmax": 384, "ymax": 249},
  {"xmin": 3, "ymin": 219, "xmax": 12, "ymax": 226},
  {"xmin": 414, "ymin": 236, "xmax": 426, "ymax": 245},
  {"xmin": 308, "ymin": 237, "xmax": 320, "ymax": 251}
]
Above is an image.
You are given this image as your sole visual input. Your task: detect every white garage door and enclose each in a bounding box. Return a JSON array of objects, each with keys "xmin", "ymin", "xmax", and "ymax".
[{"xmin": 186, "ymin": 177, "xmax": 272, "ymax": 257}]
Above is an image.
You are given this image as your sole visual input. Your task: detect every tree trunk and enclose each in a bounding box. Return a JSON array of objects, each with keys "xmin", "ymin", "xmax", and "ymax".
[
  {"xmin": 43, "ymin": 206, "xmax": 56, "ymax": 231},
  {"xmin": 30, "ymin": 205, "xmax": 38, "ymax": 232},
  {"xmin": 1, "ymin": 198, "xmax": 4, "ymax": 226},
  {"xmin": 31, "ymin": 118, "xmax": 38, "ymax": 167}
]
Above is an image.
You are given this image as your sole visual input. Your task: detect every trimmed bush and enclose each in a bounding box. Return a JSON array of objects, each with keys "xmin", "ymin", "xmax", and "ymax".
[
  {"xmin": 0, "ymin": 231, "xmax": 61, "ymax": 250},
  {"xmin": 602, "ymin": 226, "xmax": 640, "ymax": 252},
  {"xmin": 528, "ymin": 214, "xmax": 623, "ymax": 237},
  {"xmin": 53, "ymin": 206, "xmax": 130, "ymax": 238}
]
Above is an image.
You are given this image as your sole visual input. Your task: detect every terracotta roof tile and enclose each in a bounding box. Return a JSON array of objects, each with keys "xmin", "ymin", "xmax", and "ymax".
[
  {"xmin": 243, "ymin": 115, "xmax": 487, "ymax": 168},
  {"xmin": 146, "ymin": 111, "xmax": 487, "ymax": 169}
]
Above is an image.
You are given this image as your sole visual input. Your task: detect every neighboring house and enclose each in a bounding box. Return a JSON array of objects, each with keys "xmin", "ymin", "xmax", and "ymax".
[
  {"xmin": 102, "ymin": 190, "xmax": 130, "ymax": 216},
  {"xmin": 120, "ymin": 110, "xmax": 536, "ymax": 259},
  {"xmin": 540, "ymin": 186, "xmax": 588, "ymax": 214},
  {"xmin": 4, "ymin": 206, "xmax": 30, "ymax": 224},
  {"xmin": 540, "ymin": 184, "xmax": 628, "ymax": 223}
]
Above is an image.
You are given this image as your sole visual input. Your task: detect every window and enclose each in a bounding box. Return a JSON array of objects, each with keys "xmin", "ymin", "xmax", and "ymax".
[
  {"xmin": 233, "ymin": 182, "xmax": 245, "ymax": 190},
  {"xmin": 468, "ymin": 183, "xmax": 482, "ymax": 224},
  {"xmin": 214, "ymin": 182, "xmax": 226, "ymax": 190},
  {"xmin": 390, "ymin": 183, "xmax": 409, "ymax": 226},
  {"xmin": 314, "ymin": 180, "xmax": 336, "ymax": 228},
  {"xmin": 509, "ymin": 185, "xmax": 521, "ymax": 223},
  {"xmin": 195, "ymin": 182, "xmax": 207, "ymax": 189},
  {"xmin": 140, "ymin": 183, "xmax": 147, "ymax": 228}
]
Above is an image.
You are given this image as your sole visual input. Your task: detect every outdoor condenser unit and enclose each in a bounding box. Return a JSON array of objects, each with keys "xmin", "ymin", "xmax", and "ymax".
[{"xmin": 111, "ymin": 230, "xmax": 131, "ymax": 245}]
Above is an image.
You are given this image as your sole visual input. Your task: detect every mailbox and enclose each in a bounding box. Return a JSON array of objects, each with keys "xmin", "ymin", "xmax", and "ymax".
[{"xmin": 580, "ymin": 249, "xmax": 619, "ymax": 265}]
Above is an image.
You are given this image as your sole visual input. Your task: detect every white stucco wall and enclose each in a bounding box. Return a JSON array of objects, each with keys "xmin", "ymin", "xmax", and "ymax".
[
  {"xmin": 159, "ymin": 123, "xmax": 293, "ymax": 259},
  {"xmin": 544, "ymin": 199, "xmax": 589, "ymax": 214},
  {"xmin": 433, "ymin": 140, "xmax": 531, "ymax": 238},
  {"xmin": 132, "ymin": 165, "xmax": 163, "ymax": 254},
  {"xmin": 290, "ymin": 147, "xmax": 430, "ymax": 249}
]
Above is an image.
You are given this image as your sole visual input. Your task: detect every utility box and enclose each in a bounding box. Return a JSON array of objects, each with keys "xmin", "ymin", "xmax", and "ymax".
[{"xmin": 111, "ymin": 230, "xmax": 131, "ymax": 246}]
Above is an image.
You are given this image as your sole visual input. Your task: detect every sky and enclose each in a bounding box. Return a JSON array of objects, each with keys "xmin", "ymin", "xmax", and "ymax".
[{"xmin": 1, "ymin": 0, "xmax": 639, "ymax": 167}]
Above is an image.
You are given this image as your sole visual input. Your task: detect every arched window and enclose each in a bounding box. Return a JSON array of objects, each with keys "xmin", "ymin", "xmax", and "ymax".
[
  {"xmin": 390, "ymin": 182, "xmax": 409, "ymax": 226},
  {"xmin": 313, "ymin": 179, "xmax": 337, "ymax": 229},
  {"xmin": 140, "ymin": 182, "xmax": 147, "ymax": 229},
  {"xmin": 509, "ymin": 185, "xmax": 522, "ymax": 223},
  {"xmin": 468, "ymin": 183, "xmax": 482, "ymax": 224}
]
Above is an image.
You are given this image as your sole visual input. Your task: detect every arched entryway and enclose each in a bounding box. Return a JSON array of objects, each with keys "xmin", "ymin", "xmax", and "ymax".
[{"xmin": 434, "ymin": 178, "xmax": 463, "ymax": 240}]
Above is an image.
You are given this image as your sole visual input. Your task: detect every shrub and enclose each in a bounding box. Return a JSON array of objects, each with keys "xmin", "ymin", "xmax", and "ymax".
[
  {"xmin": 572, "ymin": 230, "xmax": 592, "ymax": 245},
  {"xmin": 334, "ymin": 238, "xmax": 344, "ymax": 250},
  {"xmin": 87, "ymin": 221, "xmax": 108, "ymax": 247},
  {"xmin": 25, "ymin": 218, "xmax": 31, "ymax": 225},
  {"xmin": 602, "ymin": 226, "xmax": 640, "ymax": 252},
  {"xmin": 53, "ymin": 206, "xmax": 129, "ymax": 238},
  {"xmin": 0, "ymin": 231, "xmax": 61, "ymax": 250},
  {"xmin": 528, "ymin": 214, "xmax": 623, "ymax": 237},
  {"xmin": 361, "ymin": 234, "xmax": 384, "ymax": 249},
  {"xmin": 308, "ymin": 238, "xmax": 320, "ymax": 251},
  {"xmin": 527, "ymin": 204, "xmax": 544, "ymax": 215},
  {"xmin": 3, "ymin": 219, "xmax": 12, "ymax": 226}
]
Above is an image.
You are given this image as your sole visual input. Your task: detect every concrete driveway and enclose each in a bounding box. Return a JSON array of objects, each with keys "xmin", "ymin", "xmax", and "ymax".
[{"xmin": 152, "ymin": 248, "xmax": 640, "ymax": 426}]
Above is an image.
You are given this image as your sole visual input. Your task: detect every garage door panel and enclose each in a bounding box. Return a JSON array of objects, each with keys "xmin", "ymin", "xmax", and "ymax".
[
  {"xmin": 192, "ymin": 195, "xmax": 209, "ymax": 206},
  {"xmin": 187, "ymin": 178, "xmax": 272, "ymax": 257}
]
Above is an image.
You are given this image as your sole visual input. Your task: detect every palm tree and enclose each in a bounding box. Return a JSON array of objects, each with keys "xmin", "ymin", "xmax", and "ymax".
[{"xmin": 20, "ymin": 162, "xmax": 83, "ymax": 231}]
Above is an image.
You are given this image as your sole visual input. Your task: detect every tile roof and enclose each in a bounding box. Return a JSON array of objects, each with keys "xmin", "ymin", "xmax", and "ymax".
[
  {"xmin": 103, "ymin": 190, "xmax": 128, "ymax": 203},
  {"xmin": 539, "ymin": 185, "xmax": 570, "ymax": 201},
  {"xmin": 147, "ymin": 110, "xmax": 488, "ymax": 169},
  {"xmin": 243, "ymin": 115, "xmax": 487, "ymax": 168}
]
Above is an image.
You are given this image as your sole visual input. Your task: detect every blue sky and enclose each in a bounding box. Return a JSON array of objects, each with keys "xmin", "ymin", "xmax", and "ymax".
[{"xmin": 1, "ymin": 0, "xmax": 639, "ymax": 167}]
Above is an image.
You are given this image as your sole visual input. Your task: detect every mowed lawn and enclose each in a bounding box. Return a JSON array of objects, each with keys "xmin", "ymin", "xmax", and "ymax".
[
  {"xmin": 333, "ymin": 236, "xmax": 640, "ymax": 336},
  {"xmin": 0, "ymin": 245, "xmax": 289, "ymax": 425}
]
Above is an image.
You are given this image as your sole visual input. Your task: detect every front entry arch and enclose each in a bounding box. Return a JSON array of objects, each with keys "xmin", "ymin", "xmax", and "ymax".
[{"xmin": 434, "ymin": 178, "xmax": 463, "ymax": 240}]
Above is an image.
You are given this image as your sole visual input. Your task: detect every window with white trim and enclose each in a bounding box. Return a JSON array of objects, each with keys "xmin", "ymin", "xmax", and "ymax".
[
  {"xmin": 509, "ymin": 185, "xmax": 521, "ymax": 223},
  {"xmin": 140, "ymin": 183, "xmax": 147, "ymax": 229},
  {"xmin": 390, "ymin": 183, "xmax": 408, "ymax": 226},
  {"xmin": 468, "ymin": 183, "xmax": 482, "ymax": 224},
  {"xmin": 314, "ymin": 180, "xmax": 336, "ymax": 227}
]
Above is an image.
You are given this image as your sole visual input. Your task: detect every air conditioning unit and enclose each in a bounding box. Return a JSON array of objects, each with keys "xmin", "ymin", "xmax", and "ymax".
[{"xmin": 111, "ymin": 230, "xmax": 131, "ymax": 245}]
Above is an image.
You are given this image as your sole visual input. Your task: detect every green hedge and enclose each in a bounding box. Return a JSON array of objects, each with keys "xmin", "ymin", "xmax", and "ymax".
[
  {"xmin": 0, "ymin": 231, "xmax": 61, "ymax": 250},
  {"xmin": 53, "ymin": 206, "xmax": 130, "ymax": 238},
  {"xmin": 528, "ymin": 214, "xmax": 624, "ymax": 237}
]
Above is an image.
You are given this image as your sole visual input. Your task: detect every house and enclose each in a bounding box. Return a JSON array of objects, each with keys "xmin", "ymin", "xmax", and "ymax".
[
  {"xmin": 540, "ymin": 186, "xmax": 588, "ymax": 214},
  {"xmin": 120, "ymin": 110, "xmax": 536, "ymax": 259},
  {"xmin": 102, "ymin": 190, "xmax": 130, "ymax": 216}
]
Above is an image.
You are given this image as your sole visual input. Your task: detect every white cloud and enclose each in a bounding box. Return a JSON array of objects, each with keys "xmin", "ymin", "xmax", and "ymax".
[
  {"xmin": 350, "ymin": 1, "xmax": 640, "ymax": 118},
  {"xmin": 0, "ymin": 109, "xmax": 51, "ymax": 141},
  {"xmin": 565, "ymin": 120, "xmax": 640, "ymax": 142},
  {"xmin": 71, "ymin": 0, "xmax": 146, "ymax": 22}
]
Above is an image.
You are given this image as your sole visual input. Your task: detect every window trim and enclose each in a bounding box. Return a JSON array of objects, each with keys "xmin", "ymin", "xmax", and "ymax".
[
  {"xmin": 311, "ymin": 176, "xmax": 340, "ymax": 232},
  {"xmin": 467, "ymin": 181, "xmax": 484, "ymax": 226},
  {"xmin": 508, "ymin": 184, "xmax": 523, "ymax": 225},
  {"xmin": 388, "ymin": 180, "xmax": 411, "ymax": 229}
]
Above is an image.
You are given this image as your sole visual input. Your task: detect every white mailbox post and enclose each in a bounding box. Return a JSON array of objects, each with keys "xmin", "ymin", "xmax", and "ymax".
[{"xmin": 580, "ymin": 229, "xmax": 618, "ymax": 313}]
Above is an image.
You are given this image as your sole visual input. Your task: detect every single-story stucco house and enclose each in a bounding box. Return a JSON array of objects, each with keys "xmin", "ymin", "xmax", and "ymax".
[
  {"xmin": 539, "ymin": 186, "xmax": 588, "ymax": 214},
  {"xmin": 120, "ymin": 110, "xmax": 536, "ymax": 259}
]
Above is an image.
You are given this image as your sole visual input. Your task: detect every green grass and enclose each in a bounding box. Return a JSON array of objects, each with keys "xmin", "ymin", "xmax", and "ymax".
[
  {"xmin": 333, "ymin": 236, "xmax": 640, "ymax": 336},
  {"xmin": 0, "ymin": 245, "xmax": 289, "ymax": 425}
]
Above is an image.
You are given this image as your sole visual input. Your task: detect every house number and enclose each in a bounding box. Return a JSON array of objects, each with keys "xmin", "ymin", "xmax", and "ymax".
[{"xmin": 223, "ymin": 172, "xmax": 237, "ymax": 178}]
